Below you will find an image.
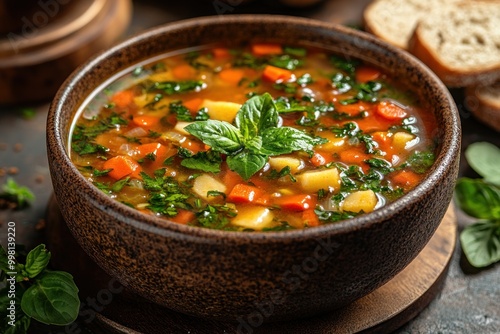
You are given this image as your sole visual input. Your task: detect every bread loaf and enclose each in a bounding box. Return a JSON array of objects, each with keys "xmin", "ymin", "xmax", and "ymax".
[
  {"xmin": 466, "ymin": 82, "xmax": 500, "ymax": 132},
  {"xmin": 363, "ymin": 0, "xmax": 458, "ymax": 50},
  {"xmin": 409, "ymin": 1, "xmax": 500, "ymax": 87}
]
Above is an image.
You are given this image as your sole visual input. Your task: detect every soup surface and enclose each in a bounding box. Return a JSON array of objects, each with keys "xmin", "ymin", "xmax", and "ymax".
[{"xmin": 71, "ymin": 44, "xmax": 437, "ymax": 231}]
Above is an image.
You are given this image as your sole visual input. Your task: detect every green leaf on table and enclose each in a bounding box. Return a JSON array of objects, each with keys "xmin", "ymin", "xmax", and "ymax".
[
  {"xmin": 0, "ymin": 178, "xmax": 35, "ymax": 208},
  {"xmin": 465, "ymin": 142, "xmax": 500, "ymax": 186},
  {"xmin": 24, "ymin": 244, "xmax": 51, "ymax": 279},
  {"xmin": 3, "ymin": 314, "xmax": 31, "ymax": 334},
  {"xmin": 455, "ymin": 178, "xmax": 500, "ymax": 220},
  {"xmin": 21, "ymin": 271, "xmax": 80, "ymax": 325},
  {"xmin": 0, "ymin": 246, "xmax": 10, "ymax": 274},
  {"xmin": 460, "ymin": 220, "xmax": 500, "ymax": 268}
]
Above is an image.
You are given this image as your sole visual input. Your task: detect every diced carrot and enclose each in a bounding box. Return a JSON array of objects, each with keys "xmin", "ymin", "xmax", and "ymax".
[
  {"xmin": 339, "ymin": 149, "xmax": 369, "ymax": 165},
  {"xmin": 302, "ymin": 209, "xmax": 320, "ymax": 227},
  {"xmin": 103, "ymin": 155, "xmax": 142, "ymax": 180},
  {"xmin": 274, "ymin": 194, "xmax": 316, "ymax": 211},
  {"xmin": 179, "ymin": 139, "xmax": 206, "ymax": 155},
  {"xmin": 213, "ymin": 47, "xmax": 230, "ymax": 59},
  {"xmin": 133, "ymin": 115, "xmax": 160, "ymax": 130},
  {"xmin": 310, "ymin": 151, "xmax": 335, "ymax": 167},
  {"xmin": 372, "ymin": 131, "xmax": 395, "ymax": 158},
  {"xmin": 183, "ymin": 98, "xmax": 203, "ymax": 113},
  {"xmin": 262, "ymin": 65, "xmax": 293, "ymax": 83},
  {"xmin": 169, "ymin": 209, "xmax": 196, "ymax": 225},
  {"xmin": 392, "ymin": 170, "xmax": 421, "ymax": 188},
  {"xmin": 136, "ymin": 143, "xmax": 175, "ymax": 170},
  {"xmin": 339, "ymin": 149, "xmax": 370, "ymax": 172},
  {"xmin": 356, "ymin": 66, "xmax": 381, "ymax": 83},
  {"xmin": 219, "ymin": 68, "xmax": 245, "ymax": 85},
  {"xmin": 172, "ymin": 64, "xmax": 197, "ymax": 80},
  {"xmin": 223, "ymin": 168, "xmax": 245, "ymax": 194},
  {"xmin": 111, "ymin": 90, "xmax": 135, "ymax": 108},
  {"xmin": 251, "ymin": 43, "xmax": 283, "ymax": 56},
  {"xmin": 248, "ymin": 174, "xmax": 269, "ymax": 189},
  {"xmin": 375, "ymin": 101, "xmax": 407, "ymax": 120},
  {"xmin": 227, "ymin": 183, "xmax": 269, "ymax": 205}
]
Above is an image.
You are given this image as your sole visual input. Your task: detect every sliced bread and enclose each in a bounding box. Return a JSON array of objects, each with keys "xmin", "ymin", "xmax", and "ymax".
[
  {"xmin": 409, "ymin": 1, "xmax": 500, "ymax": 87},
  {"xmin": 363, "ymin": 0, "xmax": 459, "ymax": 50},
  {"xmin": 466, "ymin": 82, "xmax": 500, "ymax": 132}
]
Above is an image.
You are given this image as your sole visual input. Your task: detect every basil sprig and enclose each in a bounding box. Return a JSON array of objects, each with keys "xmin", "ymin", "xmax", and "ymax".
[
  {"xmin": 0, "ymin": 244, "xmax": 80, "ymax": 332},
  {"xmin": 185, "ymin": 93, "xmax": 326, "ymax": 180},
  {"xmin": 455, "ymin": 142, "xmax": 500, "ymax": 268}
]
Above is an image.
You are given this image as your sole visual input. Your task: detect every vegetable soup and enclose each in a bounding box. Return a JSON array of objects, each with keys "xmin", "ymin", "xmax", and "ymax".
[{"xmin": 70, "ymin": 44, "xmax": 437, "ymax": 231}]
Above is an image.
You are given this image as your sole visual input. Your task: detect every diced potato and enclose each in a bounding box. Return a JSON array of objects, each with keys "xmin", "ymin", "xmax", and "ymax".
[
  {"xmin": 201, "ymin": 100, "xmax": 242, "ymax": 122},
  {"xmin": 268, "ymin": 156, "xmax": 304, "ymax": 173},
  {"xmin": 231, "ymin": 206, "xmax": 275, "ymax": 230},
  {"xmin": 296, "ymin": 168, "xmax": 341, "ymax": 193},
  {"xmin": 342, "ymin": 190, "xmax": 377, "ymax": 213},
  {"xmin": 392, "ymin": 132, "xmax": 419, "ymax": 151},
  {"xmin": 148, "ymin": 72, "xmax": 174, "ymax": 83},
  {"xmin": 192, "ymin": 174, "xmax": 227, "ymax": 201},
  {"xmin": 174, "ymin": 121, "xmax": 192, "ymax": 136},
  {"xmin": 315, "ymin": 131, "xmax": 346, "ymax": 152}
]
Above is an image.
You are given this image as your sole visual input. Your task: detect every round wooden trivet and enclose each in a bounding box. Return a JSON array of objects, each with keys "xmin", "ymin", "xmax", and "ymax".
[
  {"xmin": 0, "ymin": 0, "xmax": 131, "ymax": 104},
  {"xmin": 46, "ymin": 198, "xmax": 456, "ymax": 334}
]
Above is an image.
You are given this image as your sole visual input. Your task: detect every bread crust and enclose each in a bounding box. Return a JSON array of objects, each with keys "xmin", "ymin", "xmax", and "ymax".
[
  {"xmin": 410, "ymin": 25, "xmax": 500, "ymax": 88},
  {"xmin": 363, "ymin": 1, "xmax": 409, "ymax": 50},
  {"xmin": 465, "ymin": 85, "xmax": 500, "ymax": 132}
]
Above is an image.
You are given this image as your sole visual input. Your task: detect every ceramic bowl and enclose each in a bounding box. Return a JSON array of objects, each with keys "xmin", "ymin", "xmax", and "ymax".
[{"xmin": 47, "ymin": 15, "xmax": 460, "ymax": 323}]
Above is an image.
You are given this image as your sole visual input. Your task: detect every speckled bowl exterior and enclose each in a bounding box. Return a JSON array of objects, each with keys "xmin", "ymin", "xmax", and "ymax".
[{"xmin": 47, "ymin": 15, "xmax": 460, "ymax": 323}]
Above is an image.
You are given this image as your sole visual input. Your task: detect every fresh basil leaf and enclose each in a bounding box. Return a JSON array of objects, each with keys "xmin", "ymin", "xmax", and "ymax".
[
  {"xmin": 245, "ymin": 136, "xmax": 263, "ymax": 153},
  {"xmin": 0, "ymin": 246, "xmax": 10, "ymax": 274},
  {"xmin": 24, "ymin": 244, "xmax": 51, "ymax": 279},
  {"xmin": 465, "ymin": 142, "xmax": 500, "ymax": 186},
  {"xmin": 3, "ymin": 313, "xmax": 30, "ymax": 334},
  {"xmin": 261, "ymin": 127, "xmax": 327, "ymax": 155},
  {"xmin": 184, "ymin": 120, "xmax": 243, "ymax": 154},
  {"xmin": 21, "ymin": 271, "xmax": 80, "ymax": 325},
  {"xmin": 181, "ymin": 151, "xmax": 222, "ymax": 173},
  {"xmin": 455, "ymin": 178, "xmax": 500, "ymax": 220},
  {"xmin": 460, "ymin": 220, "xmax": 500, "ymax": 268},
  {"xmin": 227, "ymin": 151, "xmax": 267, "ymax": 180},
  {"xmin": 236, "ymin": 93, "xmax": 278, "ymax": 138}
]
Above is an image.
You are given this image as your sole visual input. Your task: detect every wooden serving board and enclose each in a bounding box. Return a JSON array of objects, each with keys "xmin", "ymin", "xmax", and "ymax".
[{"xmin": 46, "ymin": 197, "xmax": 456, "ymax": 334}]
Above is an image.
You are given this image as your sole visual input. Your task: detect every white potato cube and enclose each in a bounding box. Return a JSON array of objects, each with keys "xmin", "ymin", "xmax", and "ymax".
[
  {"xmin": 231, "ymin": 206, "xmax": 275, "ymax": 230},
  {"xmin": 268, "ymin": 156, "xmax": 304, "ymax": 173},
  {"xmin": 174, "ymin": 121, "xmax": 192, "ymax": 136},
  {"xmin": 201, "ymin": 100, "xmax": 242, "ymax": 123},
  {"xmin": 192, "ymin": 174, "xmax": 227, "ymax": 201},
  {"xmin": 342, "ymin": 190, "xmax": 377, "ymax": 213},
  {"xmin": 296, "ymin": 168, "xmax": 340, "ymax": 193},
  {"xmin": 392, "ymin": 132, "xmax": 419, "ymax": 151}
]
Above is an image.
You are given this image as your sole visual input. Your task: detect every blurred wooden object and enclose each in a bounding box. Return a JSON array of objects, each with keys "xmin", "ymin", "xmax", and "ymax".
[{"xmin": 0, "ymin": 0, "xmax": 132, "ymax": 105}]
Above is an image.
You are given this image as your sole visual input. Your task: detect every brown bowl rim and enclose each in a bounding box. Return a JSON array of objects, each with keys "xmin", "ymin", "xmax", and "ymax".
[{"xmin": 48, "ymin": 14, "xmax": 461, "ymax": 243}]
